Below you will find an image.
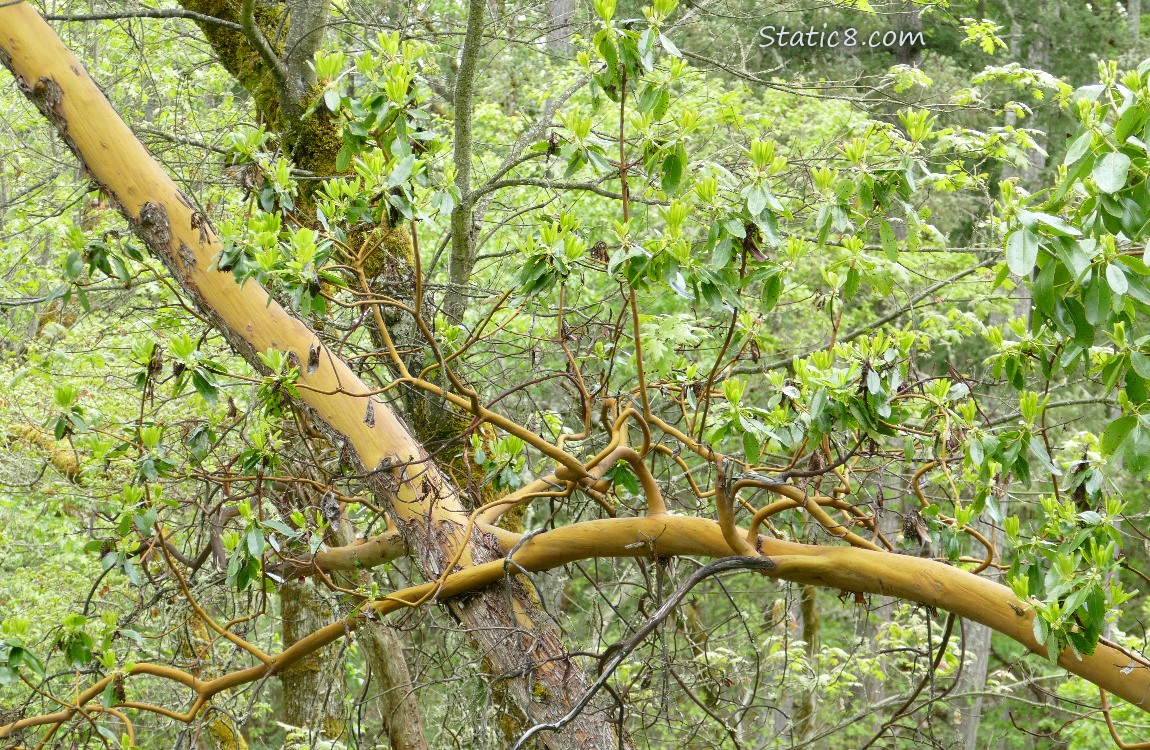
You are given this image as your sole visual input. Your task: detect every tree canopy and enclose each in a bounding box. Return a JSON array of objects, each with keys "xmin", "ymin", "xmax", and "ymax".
[{"xmin": 3, "ymin": 1, "xmax": 1150, "ymax": 748}]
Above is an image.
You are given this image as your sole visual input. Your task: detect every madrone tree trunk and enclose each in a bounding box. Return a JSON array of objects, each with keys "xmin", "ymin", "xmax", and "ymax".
[
  {"xmin": 167, "ymin": 2, "xmax": 558, "ymax": 744},
  {"xmin": 166, "ymin": 2, "xmax": 422, "ymax": 741},
  {"xmin": 0, "ymin": 7, "xmax": 622, "ymax": 749}
]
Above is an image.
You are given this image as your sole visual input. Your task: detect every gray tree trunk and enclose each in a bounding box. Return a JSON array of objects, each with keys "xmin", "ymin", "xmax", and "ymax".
[
  {"xmin": 955, "ymin": 513, "xmax": 1001, "ymax": 750},
  {"xmin": 893, "ymin": 0, "xmax": 923, "ymax": 65},
  {"xmin": 957, "ymin": 614, "xmax": 993, "ymax": 750},
  {"xmin": 793, "ymin": 585, "xmax": 820, "ymax": 741},
  {"xmin": 335, "ymin": 517, "xmax": 431, "ymax": 750},
  {"xmin": 359, "ymin": 615, "xmax": 430, "ymax": 750},
  {"xmin": 546, "ymin": 0, "xmax": 576, "ymax": 57},
  {"xmin": 280, "ymin": 580, "xmax": 348, "ymax": 742}
]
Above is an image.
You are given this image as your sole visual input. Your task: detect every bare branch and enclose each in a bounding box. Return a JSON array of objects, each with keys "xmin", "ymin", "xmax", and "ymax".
[
  {"xmin": 43, "ymin": 9, "xmax": 242, "ymax": 31},
  {"xmin": 239, "ymin": 0, "xmax": 289, "ymax": 96}
]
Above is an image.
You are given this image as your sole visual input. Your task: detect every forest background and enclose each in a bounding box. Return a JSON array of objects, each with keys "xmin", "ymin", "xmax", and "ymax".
[{"xmin": 3, "ymin": 1, "xmax": 1150, "ymax": 749}]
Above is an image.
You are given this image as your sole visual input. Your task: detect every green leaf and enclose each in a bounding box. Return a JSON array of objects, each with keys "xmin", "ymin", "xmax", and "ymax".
[
  {"xmin": 761, "ymin": 274, "xmax": 783, "ymax": 312},
  {"xmin": 1063, "ymin": 131, "xmax": 1092, "ymax": 166},
  {"xmin": 1130, "ymin": 351, "xmax": 1150, "ymax": 378},
  {"xmin": 323, "ymin": 88, "xmax": 340, "ymax": 112},
  {"xmin": 1061, "ymin": 240, "xmax": 1094, "ymax": 281},
  {"xmin": 191, "ymin": 371, "xmax": 218, "ymax": 405},
  {"xmin": 65, "ymin": 250, "xmax": 84, "ymax": 280},
  {"xmin": 1084, "ymin": 271, "xmax": 1112, "ymax": 325},
  {"xmin": 263, "ymin": 519, "xmax": 298, "ymax": 537},
  {"xmin": 661, "ymin": 147, "xmax": 685, "ymax": 194},
  {"xmin": 1100, "ymin": 415, "xmax": 1136, "ymax": 456},
  {"xmin": 1093, "ymin": 151, "xmax": 1132, "ymax": 194},
  {"xmin": 608, "ymin": 463, "xmax": 641, "ymax": 495},
  {"xmin": 388, "ymin": 154, "xmax": 416, "ymax": 187},
  {"xmin": 1117, "ymin": 105, "xmax": 1146, "ymax": 142},
  {"xmin": 1033, "ymin": 259, "xmax": 1057, "ymax": 317},
  {"xmin": 746, "ymin": 185, "xmax": 766, "ymax": 217},
  {"xmin": 723, "ymin": 218, "xmax": 746, "ymax": 238},
  {"xmin": 109, "ymin": 254, "xmax": 130, "ymax": 283},
  {"xmin": 1106, "ymin": 262, "xmax": 1129, "ymax": 296},
  {"xmin": 879, "ymin": 219, "xmax": 898, "ymax": 261},
  {"xmin": 742, "ymin": 431, "xmax": 761, "ymax": 462},
  {"xmin": 1028, "ymin": 435, "xmax": 1062, "ymax": 476},
  {"xmin": 336, "ymin": 143, "xmax": 352, "ymax": 173},
  {"xmin": 843, "ymin": 266, "xmax": 860, "ymax": 300},
  {"xmin": 1006, "ymin": 228, "xmax": 1039, "ymax": 277},
  {"xmin": 1126, "ymin": 369, "xmax": 1148, "ymax": 404},
  {"xmin": 246, "ymin": 528, "xmax": 266, "ymax": 558},
  {"xmin": 132, "ymin": 508, "xmax": 158, "ymax": 537},
  {"xmin": 711, "ymin": 237, "xmax": 733, "ymax": 269},
  {"xmin": 1029, "ymin": 212, "xmax": 1082, "ymax": 237},
  {"xmin": 1127, "ymin": 424, "xmax": 1150, "ymax": 476},
  {"xmin": 866, "ymin": 368, "xmax": 882, "ymax": 394}
]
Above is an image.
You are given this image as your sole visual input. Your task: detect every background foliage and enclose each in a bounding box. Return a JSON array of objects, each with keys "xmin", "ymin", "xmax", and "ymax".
[{"xmin": 4, "ymin": 0, "xmax": 1150, "ymax": 748}]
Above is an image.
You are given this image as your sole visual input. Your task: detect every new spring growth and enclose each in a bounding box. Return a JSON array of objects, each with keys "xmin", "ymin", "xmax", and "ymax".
[
  {"xmin": 645, "ymin": 0, "xmax": 678, "ymax": 26},
  {"xmin": 1018, "ymin": 390, "xmax": 1047, "ymax": 429},
  {"xmin": 899, "ymin": 109, "xmax": 936, "ymax": 144},
  {"xmin": 840, "ymin": 137, "xmax": 868, "ymax": 165},
  {"xmin": 694, "ymin": 176, "xmax": 718, "ymax": 204},
  {"xmin": 661, "ymin": 200, "xmax": 689, "ymax": 235},
  {"xmin": 378, "ymin": 30, "xmax": 401, "ymax": 58},
  {"xmin": 677, "ymin": 107, "xmax": 699, "ymax": 131},
  {"xmin": 749, "ymin": 139, "xmax": 776, "ymax": 172},
  {"xmin": 812, "ymin": 166, "xmax": 839, "ymax": 193},
  {"xmin": 313, "ymin": 50, "xmax": 345, "ymax": 81},
  {"xmin": 559, "ymin": 110, "xmax": 593, "ymax": 143}
]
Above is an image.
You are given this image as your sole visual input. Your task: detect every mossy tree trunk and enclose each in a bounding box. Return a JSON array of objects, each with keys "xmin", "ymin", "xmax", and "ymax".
[
  {"xmin": 279, "ymin": 580, "xmax": 348, "ymax": 742},
  {"xmin": 177, "ymin": 0, "xmax": 491, "ymax": 497},
  {"xmin": 793, "ymin": 585, "xmax": 819, "ymax": 741}
]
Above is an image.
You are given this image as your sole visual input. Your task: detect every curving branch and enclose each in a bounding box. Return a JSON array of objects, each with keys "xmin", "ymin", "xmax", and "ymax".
[
  {"xmin": 6, "ymin": 513, "xmax": 1150, "ymax": 740},
  {"xmin": 4, "ymin": 5, "xmax": 1150, "ymax": 747}
]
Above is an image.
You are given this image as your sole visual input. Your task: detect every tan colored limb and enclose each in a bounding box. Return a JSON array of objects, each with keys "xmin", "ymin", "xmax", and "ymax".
[
  {"xmin": 733, "ymin": 477, "xmax": 883, "ymax": 551},
  {"xmin": 1101, "ymin": 689, "xmax": 1150, "ymax": 749},
  {"xmin": 10, "ymin": 513, "xmax": 1150, "ymax": 742},
  {"xmin": 714, "ymin": 459, "xmax": 760, "ymax": 557}
]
